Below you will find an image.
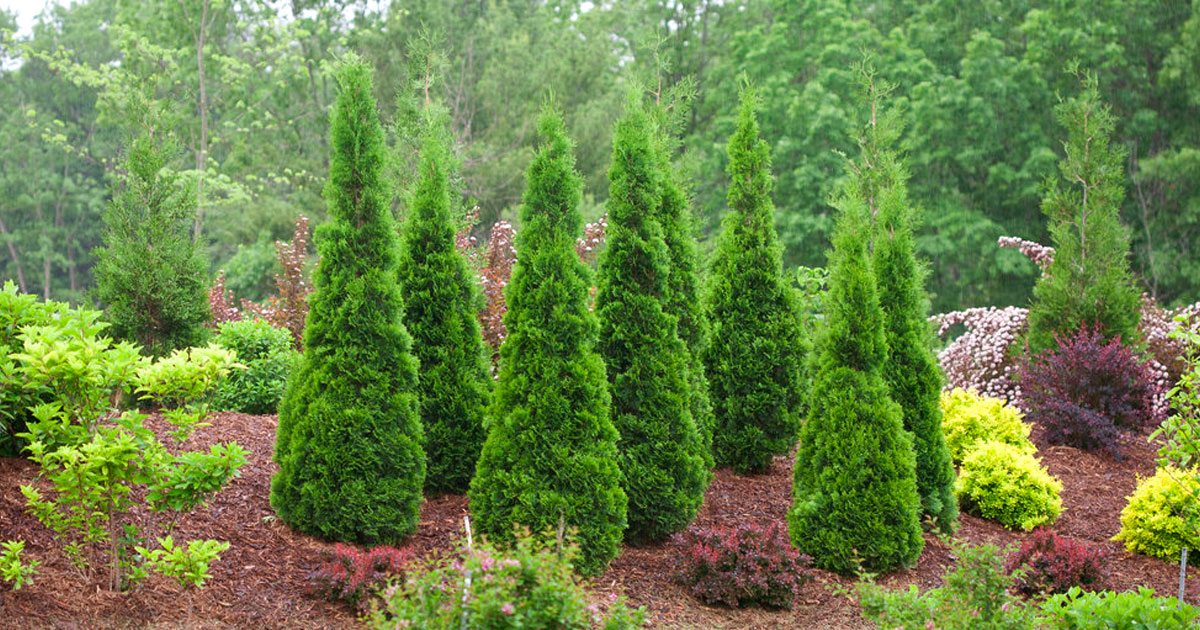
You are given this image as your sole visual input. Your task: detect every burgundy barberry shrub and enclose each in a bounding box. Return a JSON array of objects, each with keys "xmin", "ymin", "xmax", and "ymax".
[
  {"xmin": 671, "ymin": 522, "xmax": 812, "ymax": 609},
  {"xmin": 1005, "ymin": 528, "xmax": 1111, "ymax": 596},
  {"xmin": 1019, "ymin": 326, "xmax": 1164, "ymax": 455},
  {"xmin": 308, "ymin": 543, "xmax": 412, "ymax": 611},
  {"xmin": 242, "ymin": 214, "xmax": 312, "ymax": 349},
  {"xmin": 208, "ymin": 271, "xmax": 241, "ymax": 327}
]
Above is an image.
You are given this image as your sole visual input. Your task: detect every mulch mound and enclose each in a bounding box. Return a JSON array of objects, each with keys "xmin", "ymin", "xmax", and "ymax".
[{"xmin": 0, "ymin": 413, "xmax": 1192, "ymax": 629}]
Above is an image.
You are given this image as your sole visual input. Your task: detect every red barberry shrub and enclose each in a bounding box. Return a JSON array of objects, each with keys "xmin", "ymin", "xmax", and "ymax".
[
  {"xmin": 1005, "ymin": 528, "xmax": 1111, "ymax": 596},
  {"xmin": 208, "ymin": 271, "xmax": 242, "ymax": 327},
  {"xmin": 1019, "ymin": 326, "xmax": 1164, "ymax": 455},
  {"xmin": 671, "ymin": 523, "xmax": 812, "ymax": 609},
  {"xmin": 308, "ymin": 543, "xmax": 412, "ymax": 611}
]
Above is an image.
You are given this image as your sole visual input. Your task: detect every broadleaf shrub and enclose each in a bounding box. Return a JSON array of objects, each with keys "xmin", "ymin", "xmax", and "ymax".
[
  {"xmin": 1019, "ymin": 327, "xmax": 1164, "ymax": 456},
  {"xmin": 1042, "ymin": 586, "xmax": 1200, "ymax": 628},
  {"xmin": 1004, "ymin": 528, "xmax": 1110, "ymax": 596},
  {"xmin": 1112, "ymin": 467, "xmax": 1200, "ymax": 564},
  {"xmin": 956, "ymin": 441, "xmax": 1063, "ymax": 531},
  {"xmin": 940, "ymin": 388, "xmax": 1035, "ymax": 464},
  {"xmin": 671, "ymin": 522, "xmax": 812, "ymax": 609},
  {"xmin": 1, "ymin": 540, "xmax": 39, "ymax": 590},
  {"xmin": 211, "ymin": 319, "xmax": 297, "ymax": 414},
  {"xmin": 308, "ymin": 542, "xmax": 411, "ymax": 611}
]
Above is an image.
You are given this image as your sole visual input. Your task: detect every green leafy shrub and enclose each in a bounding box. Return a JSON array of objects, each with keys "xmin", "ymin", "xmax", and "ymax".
[
  {"xmin": 137, "ymin": 536, "xmax": 229, "ymax": 589},
  {"xmin": 941, "ymin": 388, "xmax": 1036, "ymax": 464},
  {"xmin": 858, "ymin": 541, "xmax": 1041, "ymax": 630},
  {"xmin": 1, "ymin": 540, "xmax": 39, "ymax": 590},
  {"xmin": 136, "ymin": 344, "xmax": 240, "ymax": 442},
  {"xmin": 956, "ymin": 441, "xmax": 1063, "ymax": 531},
  {"xmin": 1042, "ymin": 586, "xmax": 1200, "ymax": 629},
  {"xmin": 366, "ymin": 530, "xmax": 645, "ymax": 630},
  {"xmin": 1113, "ymin": 468, "xmax": 1200, "ymax": 563},
  {"xmin": 211, "ymin": 319, "xmax": 296, "ymax": 414}
]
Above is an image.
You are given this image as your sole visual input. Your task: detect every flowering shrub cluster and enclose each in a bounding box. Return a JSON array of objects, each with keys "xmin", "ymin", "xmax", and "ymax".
[
  {"xmin": 671, "ymin": 522, "xmax": 812, "ymax": 609},
  {"xmin": 931, "ymin": 306, "xmax": 1027, "ymax": 404},
  {"xmin": 1019, "ymin": 327, "xmax": 1163, "ymax": 456},
  {"xmin": 998, "ymin": 236, "xmax": 1055, "ymax": 271},
  {"xmin": 308, "ymin": 543, "xmax": 412, "ymax": 611},
  {"xmin": 1004, "ymin": 528, "xmax": 1111, "ymax": 596},
  {"xmin": 575, "ymin": 215, "xmax": 607, "ymax": 264},
  {"xmin": 477, "ymin": 220, "xmax": 517, "ymax": 357}
]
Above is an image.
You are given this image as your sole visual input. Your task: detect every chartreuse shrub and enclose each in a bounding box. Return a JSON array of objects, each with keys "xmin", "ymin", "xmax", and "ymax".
[
  {"xmin": 703, "ymin": 88, "xmax": 808, "ymax": 474},
  {"xmin": 211, "ymin": 319, "xmax": 296, "ymax": 415},
  {"xmin": 366, "ymin": 529, "xmax": 645, "ymax": 630},
  {"xmin": 1042, "ymin": 587, "xmax": 1200, "ymax": 628},
  {"xmin": 595, "ymin": 99, "xmax": 708, "ymax": 544},
  {"xmin": 397, "ymin": 111, "xmax": 490, "ymax": 495},
  {"xmin": 1113, "ymin": 467, "xmax": 1200, "ymax": 564},
  {"xmin": 271, "ymin": 56, "xmax": 425, "ymax": 545},
  {"xmin": 941, "ymin": 388, "xmax": 1035, "ymax": 464},
  {"xmin": 789, "ymin": 161, "xmax": 923, "ymax": 576},
  {"xmin": 956, "ymin": 441, "xmax": 1063, "ymax": 531},
  {"xmin": 671, "ymin": 522, "xmax": 812, "ymax": 609},
  {"xmin": 1, "ymin": 540, "xmax": 39, "ymax": 590},
  {"xmin": 135, "ymin": 344, "xmax": 239, "ymax": 442},
  {"xmin": 1005, "ymin": 528, "xmax": 1111, "ymax": 596},
  {"xmin": 469, "ymin": 107, "xmax": 626, "ymax": 576}
]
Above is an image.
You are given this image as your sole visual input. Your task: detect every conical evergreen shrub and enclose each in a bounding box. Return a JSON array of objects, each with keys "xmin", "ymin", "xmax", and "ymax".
[
  {"xmin": 595, "ymin": 99, "xmax": 708, "ymax": 545},
  {"xmin": 703, "ymin": 89, "xmax": 808, "ymax": 474},
  {"xmin": 397, "ymin": 112, "xmax": 490, "ymax": 494},
  {"xmin": 789, "ymin": 174, "xmax": 923, "ymax": 576},
  {"xmin": 270, "ymin": 56, "xmax": 425, "ymax": 544},
  {"xmin": 468, "ymin": 107, "xmax": 626, "ymax": 576}
]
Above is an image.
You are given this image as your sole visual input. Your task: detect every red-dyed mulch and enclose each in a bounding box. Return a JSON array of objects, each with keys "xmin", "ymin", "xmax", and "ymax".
[{"xmin": 0, "ymin": 413, "xmax": 1192, "ymax": 629}]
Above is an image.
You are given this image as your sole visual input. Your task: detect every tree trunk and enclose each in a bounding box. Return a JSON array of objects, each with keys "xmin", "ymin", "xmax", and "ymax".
[{"xmin": 0, "ymin": 214, "xmax": 28, "ymax": 293}]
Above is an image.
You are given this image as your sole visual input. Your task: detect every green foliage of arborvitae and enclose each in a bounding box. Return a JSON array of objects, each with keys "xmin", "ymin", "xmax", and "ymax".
[
  {"xmin": 397, "ymin": 111, "xmax": 490, "ymax": 495},
  {"xmin": 93, "ymin": 104, "xmax": 209, "ymax": 358},
  {"xmin": 468, "ymin": 107, "xmax": 626, "ymax": 576},
  {"xmin": 789, "ymin": 182, "xmax": 923, "ymax": 576},
  {"xmin": 595, "ymin": 99, "xmax": 708, "ymax": 544},
  {"xmin": 1027, "ymin": 75, "xmax": 1142, "ymax": 353},
  {"xmin": 861, "ymin": 101, "xmax": 958, "ymax": 533},
  {"xmin": 270, "ymin": 56, "xmax": 425, "ymax": 544},
  {"xmin": 703, "ymin": 90, "xmax": 808, "ymax": 475}
]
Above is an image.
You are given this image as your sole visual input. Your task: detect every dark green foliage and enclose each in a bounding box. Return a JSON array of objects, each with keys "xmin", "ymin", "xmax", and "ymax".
[
  {"xmin": 862, "ymin": 94, "xmax": 958, "ymax": 533},
  {"xmin": 789, "ymin": 177, "xmax": 923, "ymax": 576},
  {"xmin": 270, "ymin": 56, "xmax": 425, "ymax": 544},
  {"xmin": 595, "ymin": 99, "xmax": 708, "ymax": 544},
  {"xmin": 92, "ymin": 103, "xmax": 209, "ymax": 358},
  {"xmin": 468, "ymin": 108, "xmax": 626, "ymax": 576},
  {"xmin": 1026, "ymin": 76, "xmax": 1142, "ymax": 353},
  {"xmin": 703, "ymin": 90, "xmax": 808, "ymax": 475},
  {"xmin": 397, "ymin": 112, "xmax": 490, "ymax": 495},
  {"xmin": 211, "ymin": 319, "xmax": 296, "ymax": 415}
]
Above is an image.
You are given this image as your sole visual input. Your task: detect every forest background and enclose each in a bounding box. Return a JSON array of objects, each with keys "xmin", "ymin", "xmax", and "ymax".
[{"xmin": 1, "ymin": 0, "xmax": 1198, "ymax": 314}]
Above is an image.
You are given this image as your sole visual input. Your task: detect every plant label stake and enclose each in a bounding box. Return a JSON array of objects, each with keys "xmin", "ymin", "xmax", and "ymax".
[{"xmin": 1181, "ymin": 546, "xmax": 1188, "ymax": 603}]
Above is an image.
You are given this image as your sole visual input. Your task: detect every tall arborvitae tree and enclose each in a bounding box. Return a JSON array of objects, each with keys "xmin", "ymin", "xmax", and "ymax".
[
  {"xmin": 860, "ymin": 84, "xmax": 958, "ymax": 533},
  {"xmin": 270, "ymin": 56, "xmax": 425, "ymax": 544},
  {"xmin": 595, "ymin": 98, "xmax": 708, "ymax": 544},
  {"xmin": 397, "ymin": 111, "xmax": 490, "ymax": 494},
  {"xmin": 1027, "ymin": 74, "xmax": 1141, "ymax": 353},
  {"xmin": 650, "ymin": 101, "xmax": 715, "ymax": 465},
  {"xmin": 468, "ymin": 107, "xmax": 626, "ymax": 576},
  {"xmin": 789, "ymin": 174, "xmax": 924, "ymax": 576},
  {"xmin": 703, "ymin": 88, "xmax": 808, "ymax": 475},
  {"xmin": 93, "ymin": 100, "xmax": 209, "ymax": 358}
]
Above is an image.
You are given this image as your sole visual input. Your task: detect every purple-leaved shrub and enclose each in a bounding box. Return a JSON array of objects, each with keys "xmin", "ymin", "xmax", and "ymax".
[{"xmin": 671, "ymin": 522, "xmax": 812, "ymax": 609}]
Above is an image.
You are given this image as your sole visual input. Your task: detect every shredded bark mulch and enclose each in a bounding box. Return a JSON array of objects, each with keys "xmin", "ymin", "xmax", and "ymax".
[{"xmin": 0, "ymin": 413, "xmax": 1193, "ymax": 629}]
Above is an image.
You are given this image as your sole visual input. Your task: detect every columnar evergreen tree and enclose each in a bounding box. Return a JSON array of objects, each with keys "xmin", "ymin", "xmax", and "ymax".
[
  {"xmin": 595, "ymin": 99, "xmax": 708, "ymax": 544},
  {"xmin": 861, "ymin": 91, "xmax": 958, "ymax": 533},
  {"xmin": 703, "ymin": 88, "xmax": 808, "ymax": 475},
  {"xmin": 397, "ymin": 111, "xmax": 490, "ymax": 494},
  {"xmin": 789, "ymin": 175, "xmax": 924, "ymax": 576},
  {"xmin": 1026, "ymin": 75, "xmax": 1142, "ymax": 353},
  {"xmin": 93, "ymin": 100, "xmax": 209, "ymax": 358},
  {"xmin": 270, "ymin": 56, "xmax": 425, "ymax": 544},
  {"xmin": 468, "ymin": 107, "xmax": 626, "ymax": 576}
]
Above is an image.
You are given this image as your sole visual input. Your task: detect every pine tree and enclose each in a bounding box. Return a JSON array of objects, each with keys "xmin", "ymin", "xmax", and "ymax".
[
  {"xmin": 270, "ymin": 56, "xmax": 425, "ymax": 544},
  {"xmin": 397, "ymin": 111, "xmax": 490, "ymax": 494},
  {"xmin": 1026, "ymin": 74, "xmax": 1141, "ymax": 353},
  {"xmin": 703, "ymin": 88, "xmax": 808, "ymax": 475},
  {"xmin": 468, "ymin": 107, "xmax": 626, "ymax": 576},
  {"xmin": 93, "ymin": 100, "xmax": 209, "ymax": 358},
  {"xmin": 595, "ymin": 98, "xmax": 708, "ymax": 544},
  {"xmin": 859, "ymin": 85, "xmax": 958, "ymax": 533},
  {"xmin": 789, "ymin": 168, "xmax": 924, "ymax": 576}
]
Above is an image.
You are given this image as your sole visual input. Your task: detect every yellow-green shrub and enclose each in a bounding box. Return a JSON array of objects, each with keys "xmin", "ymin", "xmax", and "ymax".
[
  {"xmin": 956, "ymin": 441, "xmax": 1062, "ymax": 530},
  {"xmin": 1113, "ymin": 468, "xmax": 1200, "ymax": 564},
  {"xmin": 941, "ymin": 388, "xmax": 1035, "ymax": 463}
]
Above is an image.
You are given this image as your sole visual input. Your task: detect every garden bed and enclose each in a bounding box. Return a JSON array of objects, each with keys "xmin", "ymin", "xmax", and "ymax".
[{"xmin": 0, "ymin": 412, "xmax": 1191, "ymax": 629}]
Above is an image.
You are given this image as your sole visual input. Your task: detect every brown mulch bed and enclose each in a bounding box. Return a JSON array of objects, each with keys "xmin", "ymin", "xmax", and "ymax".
[{"xmin": 0, "ymin": 413, "xmax": 1193, "ymax": 629}]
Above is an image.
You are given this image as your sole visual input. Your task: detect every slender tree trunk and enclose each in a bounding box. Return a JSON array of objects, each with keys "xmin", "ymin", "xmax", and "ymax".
[
  {"xmin": 193, "ymin": 0, "xmax": 211, "ymax": 242},
  {"xmin": 0, "ymin": 215, "xmax": 28, "ymax": 293}
]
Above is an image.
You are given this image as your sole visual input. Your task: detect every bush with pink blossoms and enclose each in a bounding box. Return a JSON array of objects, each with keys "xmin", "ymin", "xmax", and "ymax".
[
  {"xmin": 671, "ymin": 522, "xmax": 813, "ymax": 609},
  {"xmin": 932, "ymin": 306, "xmax": 1028, "ymax": 404}
]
